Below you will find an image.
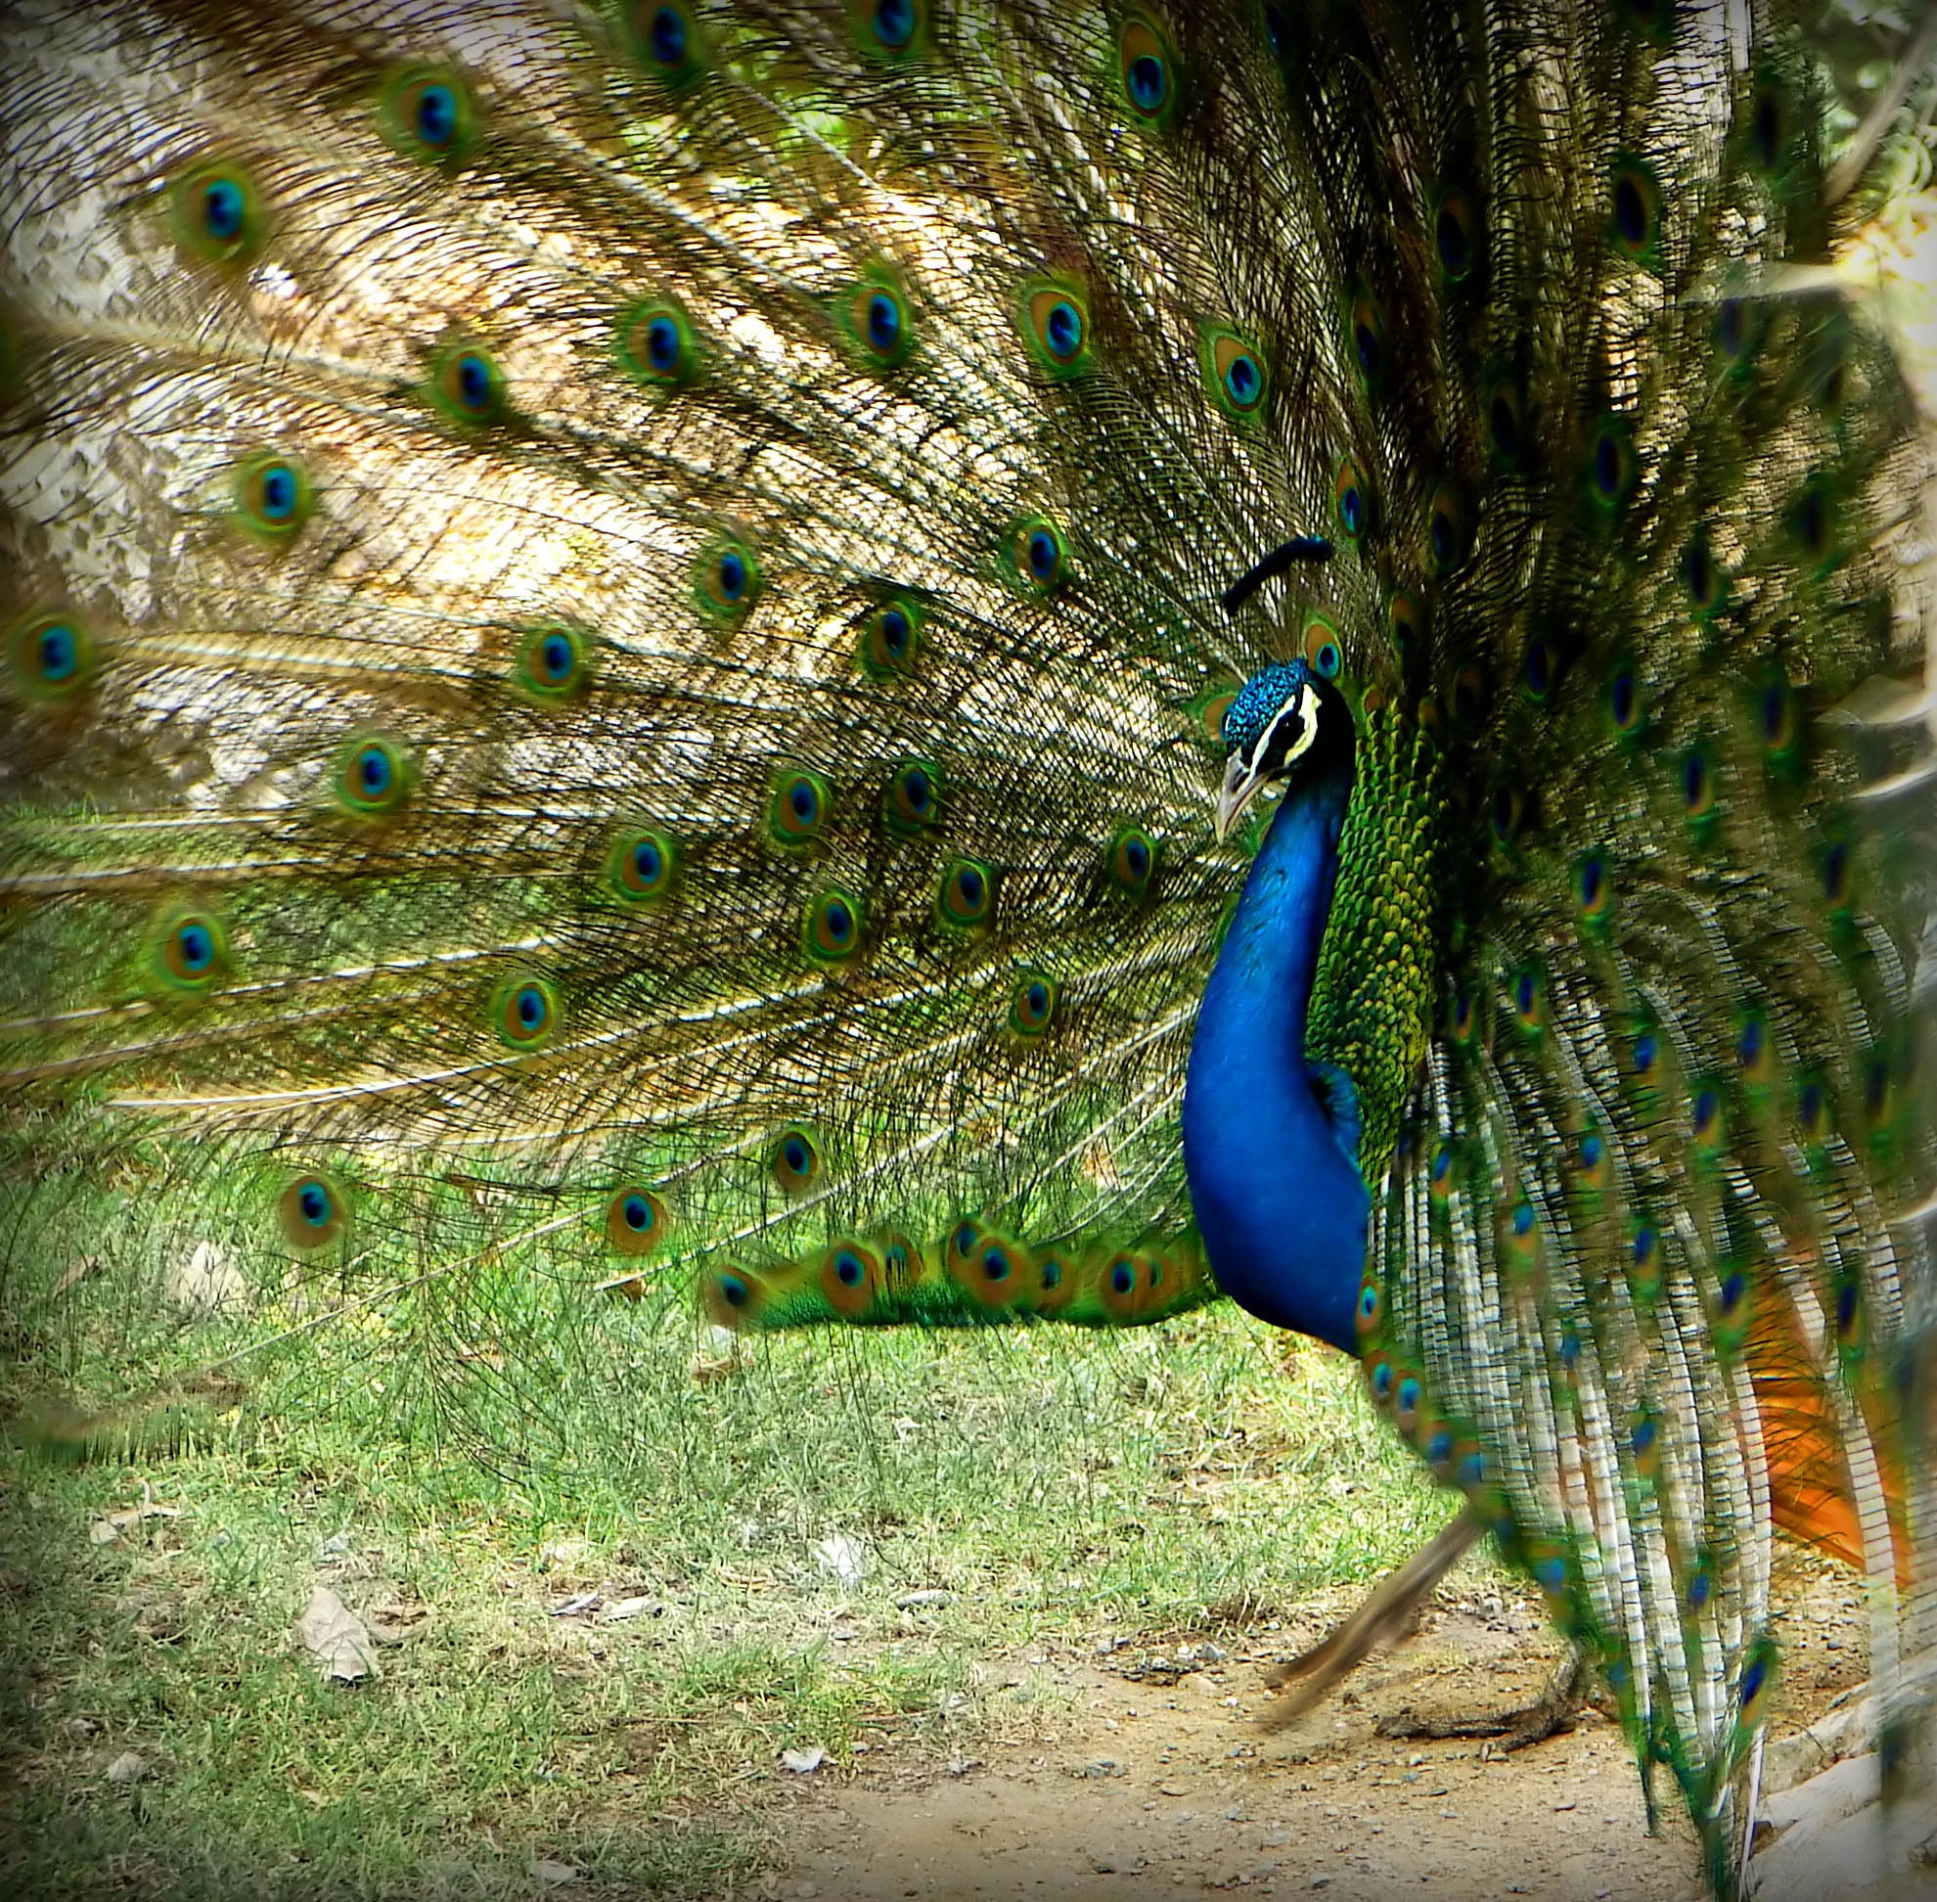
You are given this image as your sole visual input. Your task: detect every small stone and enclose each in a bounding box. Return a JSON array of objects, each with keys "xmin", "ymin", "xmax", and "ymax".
[{"xmin": 103, "ymin": 1751, "xmax": 147, "ymax": 1784}]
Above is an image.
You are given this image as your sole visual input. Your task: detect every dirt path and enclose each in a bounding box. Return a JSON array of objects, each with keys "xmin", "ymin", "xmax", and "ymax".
[{"xmin": 772, "ymin": 1556, "xmax": 1872, "ymax": 1902}]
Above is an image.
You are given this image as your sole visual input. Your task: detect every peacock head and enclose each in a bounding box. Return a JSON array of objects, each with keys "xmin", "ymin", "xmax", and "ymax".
[{"xmin": 1215, "ymin": 658, "xmax": 1350, "ymax": 840}]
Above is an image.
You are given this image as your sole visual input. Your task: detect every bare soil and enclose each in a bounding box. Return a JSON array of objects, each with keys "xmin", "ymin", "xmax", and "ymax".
[{"xmin": 769, "ymin": 1551, "xmax": 1871, "ymax": 1902}]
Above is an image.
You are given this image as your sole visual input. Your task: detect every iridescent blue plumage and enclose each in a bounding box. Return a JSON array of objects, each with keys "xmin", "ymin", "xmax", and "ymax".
[{"xmin": 1185, "ymin": 662, "xmax": 1366, "ymax": 1353}]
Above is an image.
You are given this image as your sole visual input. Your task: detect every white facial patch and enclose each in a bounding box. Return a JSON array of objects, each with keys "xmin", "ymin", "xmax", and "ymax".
[{"xmin": 1258, "ymin": 681, "xmax": 1321, "ymax": 773}]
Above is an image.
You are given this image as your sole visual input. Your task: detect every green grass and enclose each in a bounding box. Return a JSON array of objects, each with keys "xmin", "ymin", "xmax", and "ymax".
[{"xmin": 1, "ymin": 1175, "xmax": 1447, "ymax": 1899}]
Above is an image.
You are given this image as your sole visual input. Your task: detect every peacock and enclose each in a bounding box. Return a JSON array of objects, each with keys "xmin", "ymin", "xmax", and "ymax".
[{"xmin": 3, "ymin": 0, "xmax": 1935, "ymax": 1892}]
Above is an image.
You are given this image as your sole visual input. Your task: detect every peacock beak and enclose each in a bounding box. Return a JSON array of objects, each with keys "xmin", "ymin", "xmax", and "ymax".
[{"xmin": 1214, "ymin": 752, "xmax": 1265, "ymax": 842}]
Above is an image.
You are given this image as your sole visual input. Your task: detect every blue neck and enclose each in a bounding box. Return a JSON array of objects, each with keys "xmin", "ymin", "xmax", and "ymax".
[{"xmin": 1183, "ymin": 759, "xmax": 1368, "ymax": 1354}]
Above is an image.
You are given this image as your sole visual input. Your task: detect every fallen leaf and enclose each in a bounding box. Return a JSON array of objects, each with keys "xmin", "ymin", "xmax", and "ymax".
[
  {"xmin": 602, "ymin": 1595, "xmax": 663, "ymax": 1622},
  {"xmin": 52, "ymin": 1255, "xmax": 101, "ymax": 1298},
  {"xmin": 296, "ymin": 1586, "xmax": 377, "ymax": 1684},
  {"xmin": 88, "ymin": 1498, "xmax": 181, "ymax": 1546},
  {"xmin": 166, "ymin": 1240, "xmax": 249, "ymax": 1318},
  {"xmin": 811, "ymin": 1532, "xmax": 868, "ymax": 1589},
  {"xmin": 539, "ymin": 1539, "xmax": 596, "ymax": 1575}
]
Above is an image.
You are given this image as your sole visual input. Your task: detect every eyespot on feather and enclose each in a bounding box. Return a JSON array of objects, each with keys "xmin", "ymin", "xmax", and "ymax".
[
  {"xmin": 1385, "ymin": 589, "xmax": 1423, "ymax": 661},
  {"xmin": 1032, "ymin": 1249, "xmax": 1077, "ymax": 1315},
  {"xmin": 695, "ymin": 536, "xmax": 762, "ymax": 619},
  {"xmin": 149, "ymin": 906, "xmax": 230, "ymax": 995},
  {"xmin": 1017, "ymin": 281, "xmax": 1091, "ymax": 378},
  {"xmin": 1008, "ymin": 971, "xmax": 1059, "ymax": 1036},
  {"xmin": 1584, "ymin": 414, "xmax": 1638, "ymax": 517},
  {"xmin": 1787, "ymin": 473, "xmax": 1840, "ymax": 577},
  {"xmin": 1575, "ymin": 851, "xmax": 1614, "ymax": 931},
  {"xmin": 1301, "ymin": 612, "xmax": 1343, "ymax": 681},
  {"xmin": 1354, "ymin": 1276, "xmax": 1383, "ymax": 1343},
  {"xmin": 378, "ymin": 66, "xmax": 476, "ymax": 164},
  {"xmin": 945, "ymin": 1220, "xmax": 1031, "ymax": 1310},
  {"xmin": 1678, "ymin": 744, "xmax": 1718, "ymax": 834},
  {"xmin": 1481, "ymin": 368, "xmax": 1527, "ymax": 470},
  {"xmin": 1608, "ymin": 155, "xmax": 1663, "ymax": 263},
  {"xmin": 859, "ymin": 597, "xmax": 922, "ymax": 679},
  {"xmin": 232, "ymin": 451, "xmax": 314, "ymax": 543},
  {"xmin": 1365, "ymin": 1351, "xmax": 1396, "ymax": 1410},
  {"xmin": 1425, "ymin": 478, "xmax": 1469, "ymax": 573},
  {"xmin": 514, "ymin": 624, "xmax": 591, "ymax": 701},
  {"xmin": 769, "ymin": 767, "xmax": 833, "ymax": 849},
  {"xmin": 170, "ymin": 156, "xmax": 265, "ymax": 265},
  {"xmin": 1201, "ymin": 326, "xmax": 1268, "ymax": 418},
  {"xmin": 803, "ymin": 886, "xmax": 866, "ymax": 963},
  {"xmin": 608, "ymin": 826, "xmax": 679, "ymax": 905},
  {"xmin": 844, "ymin": 273, "xmax": 915, "ymax": 369},
  {"xmin": 1106, "ymin": 825, "xmax": 1158, "ymax": 897},
  {"xmin": 1508, "ymin": 963, "xmax": 1543, "ymax": 1036},
  {"xmin": 1011, "ymin": 516, "xmax": 1068, "ymax": 589},
  {"xmin": 820, "ymin": 1240, "xmax": 883, "ymax": 1317},
  {"xmin": 1345, "ymin": 288, "xmax": 1389, "ymax": 394},
  {"xmin": 882, "ymin": 757, "xmax": 942, "ymax": 837},
  {"xmin": 1430, "ymin": 185, "xmax": 1482, "ymax": 284},
  {"xmin": 333, "ymin": 735, "xmax": 412, "ymax": 818},
  {"xmin": 617, "ymin": 299, "xmax": 701, "ymax": 388},
  {"xmin": 6, "ymin": 609, "xmax": 94, "ymax": 703},
  {"xmin": 605, "ymin": 1185, "xmax": 669, "ymax": 1256},
  {"xmin": 493, "ymin": 973, "xmax": 561, "ymax": 1051},
  {"xmin": 848, "ymin": 0, "xmax": 925, "ymax": 58},
  {"xmin": 1118, "ymin": 18, "xmax": 1179, "ymax": 126},
  {"xmin": 876, "ymin": 1232, "xmax": 925, "ymax": 1298},
  {"xmin": 624, "ymin": 1, "xmax": 709, "ymax": 85},
  {"xmin": 1195, "ymin": 683, "xmax": 1240, "ymax": 746},
  {"xmin": 1099, "ymin": 1248, "xmax": 1163, "ymax": 1323},
  {"xmin": 1333, "ymin": 456, "xmax": 1374, "ymax": 541},
  {"xmin": 937, "ymin": 856, "xmax": 996, "ymax": 929},
  {"xmin": 702, "ymin": 1261, "xmax": 768, "ymax": 1329},
  {"xmin": 429, "ymin": 341, "xmax": 508, "ymax": 427},
  {"xmin": 1628, "ymin": 1222, "xmax": 1664, "ymax": 1304},
  {"xmin": 1682, "ymin": 535, "xmax": 1726, "ymax": 617},
  {"xmin": 1606, "ymin": 659, "xmax": 1643, "ymax": 738},
  {"xmin": 772, "ymin": 1127, "xmax": 821, "ymax": 1194},
  {"xmin": 279, "ymin": 1172, "xmax": 352, "ymax": 1249}
]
